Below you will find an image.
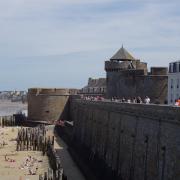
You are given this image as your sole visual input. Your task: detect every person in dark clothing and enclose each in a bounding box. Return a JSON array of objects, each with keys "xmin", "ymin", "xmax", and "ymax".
[{"xmin": 136, "ymin": 96, "xmax": 142, "ymax": 103}]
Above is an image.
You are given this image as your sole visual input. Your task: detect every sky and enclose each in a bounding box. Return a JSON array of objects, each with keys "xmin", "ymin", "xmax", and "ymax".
[{"xmin": 0, "ymin": 0, "xmax": 180, "ymax": 90}]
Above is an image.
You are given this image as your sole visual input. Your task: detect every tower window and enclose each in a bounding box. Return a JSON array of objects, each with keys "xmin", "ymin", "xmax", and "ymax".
[
  {"xmin": 173, "ymin": 63, "xmax": 177, "ymax": 72},
  {"xmin": 177, "ymin": 79, "xmax": 179, "ymax": 88},
  {"xmin": 171, "ymin": 79, "xmax": 174, "ymax": 89},
  {"xmin": 169, "ymin": 63, "xmax": 172, "ymax": 73}
]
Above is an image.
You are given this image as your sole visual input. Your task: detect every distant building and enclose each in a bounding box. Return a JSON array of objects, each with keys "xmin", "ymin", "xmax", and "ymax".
[
  {"xmin": 0, "ymin": 91, "xmax": 27, "ymax": 102},
  {"xmin": 168, "ymin": 61, "xmax": 180, "ymax": 104},
  {"xmin": 105, "ymin": 46, "xmax": 168, "ymax": 103},
  {"xmin": 80, "ymin": 78, "xmax": 106, "ymax": 96}
]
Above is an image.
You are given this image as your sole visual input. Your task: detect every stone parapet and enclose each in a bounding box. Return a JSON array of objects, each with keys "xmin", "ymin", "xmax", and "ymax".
[
  {"xmin": 150, "ymin": 67, "xmax": 168, "ymax": 75},
  {"xmin": 28, "ymin": 88, "xmax": 70, "ymax": 95},
  {"xmin": 71, "ymin": 99, "xmax": 180, "ymax": 121}
]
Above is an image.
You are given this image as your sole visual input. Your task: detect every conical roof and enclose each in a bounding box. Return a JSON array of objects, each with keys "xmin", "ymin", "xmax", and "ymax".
[{"xmin": 110, "ymin": 46, "xmax": 135, "ymax": 61}]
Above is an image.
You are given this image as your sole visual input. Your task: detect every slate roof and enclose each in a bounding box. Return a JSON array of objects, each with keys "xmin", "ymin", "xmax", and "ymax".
[{"xmin": 110, "ymin": 46, "xmax": 135, "ymax": 61}]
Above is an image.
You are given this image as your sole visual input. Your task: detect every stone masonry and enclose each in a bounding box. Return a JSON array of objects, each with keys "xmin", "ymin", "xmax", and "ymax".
[
  {"xmin": 105, "ymin": 47, "xmax": 168, "ymax": 103},
  {"xmin": 28, "ymin": 88, "xmax": 77, "ymax": 122},
  {"xmin": 71, "ymin": 99, "xmax": 180, "ymax": 180}
]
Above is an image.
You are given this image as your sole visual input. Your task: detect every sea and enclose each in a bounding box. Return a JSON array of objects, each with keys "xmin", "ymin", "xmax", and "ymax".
[{"xmin": 0, "ymin": 100, "xmax": 27, "ymax": 116}]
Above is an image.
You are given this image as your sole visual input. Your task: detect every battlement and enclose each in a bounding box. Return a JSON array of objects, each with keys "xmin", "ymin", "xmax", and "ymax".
[
  {"xmin": 105, "ymin": 61, "xmax": 125, "ymax": 71},
  {"xmin": 150, "ymin": 67, "xmax": 168, "ymax": 75},
  {"xmin": 28, "ymin": 88, "xmax": 78, "ymax": 96},
  {"xmin": 105, "ymin": 60, "xmax": 147, "ymax": 73}
]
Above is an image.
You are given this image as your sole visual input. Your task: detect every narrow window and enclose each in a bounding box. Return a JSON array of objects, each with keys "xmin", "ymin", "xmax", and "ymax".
[
  {"xmin": 177, "ymin": 79, "xmax": 179, "ymax": 88},
  {"xmin": 171, "ymin": 63, "xmax": 173, "ymax": 73},
  {"xmin": 171, "ymin": 79, "xmax": 174, "ymax": 89},
  {"xmin": 173, "ymin": 63, "xmax": 176, "ymax": 72},
  {"xmin": 177, "ymin": 63, "xmax": 180, "ymax": 73},
  {"xmin": 169, "ymin": 63, "xmax": 172, "ymax": 73}
]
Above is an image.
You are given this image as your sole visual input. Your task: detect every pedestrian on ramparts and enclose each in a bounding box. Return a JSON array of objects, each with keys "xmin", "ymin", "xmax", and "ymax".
[
  {"xmin": 111, "ymin": 97, "xmax": 116, "ymax": 101},
  {"xmin": 178, "ymin": 97, "xmax": 180, "ymax": 106},
  {"xmin": 144, "ymin": 96, "xmax": 150, "ymax": 104},
  {"xmin": 122, "ymin": 97, "xmax": 126, "ymax": 102},
  {"xmin": 175, "ymin": 98, "xmax": 180, "ymax": 106},
  {"xmin": 127, "ymin": 98, "xmax": 131, "ymax": 103},
  {"xmin": 137, "ymin": 96, "xmax": 142, "ymax": 104},
  {"xmin": 132, "ymin": 97, "xmax": 137, "ymax": 103},
  {"xmin": 115, "ymin": 97, "xmax": 119, "ymax": 102}
]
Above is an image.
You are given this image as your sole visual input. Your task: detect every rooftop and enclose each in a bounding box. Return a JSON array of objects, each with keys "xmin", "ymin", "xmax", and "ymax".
[{"xmin": 110, "ymin": 46, "xmax": 136, "ymax": 61}]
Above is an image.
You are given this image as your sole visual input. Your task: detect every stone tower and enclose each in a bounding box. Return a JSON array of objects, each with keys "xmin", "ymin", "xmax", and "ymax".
[
  {"xmin": 28, "ymin": 88, "xmax": 77, "ymax": 122},
  {"xmin": 105, "ymin": 46, "xmax": 168, "ymax": 103}
]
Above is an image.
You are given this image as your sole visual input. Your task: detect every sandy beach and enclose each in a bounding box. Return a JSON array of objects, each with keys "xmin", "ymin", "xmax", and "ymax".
[
  {"xmin": 0, "ymin": 125, "xmax": 86, "ymax": 180},
  {"xmin": 0, "ymin": 127, "xmax": 49, "ymax": 180},
  {"xmin": 0, "ymin": 99, "xmax": 85, "ymax": 180}
]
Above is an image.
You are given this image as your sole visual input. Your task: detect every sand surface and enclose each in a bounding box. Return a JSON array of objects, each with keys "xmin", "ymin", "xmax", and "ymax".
[
  {"xmin": 0, "ymin": 127, "xmax": 49, "ymax": 180},
  {"xmin": 0, "ymin": 126, "xmax": 85, "ymax": 180}
]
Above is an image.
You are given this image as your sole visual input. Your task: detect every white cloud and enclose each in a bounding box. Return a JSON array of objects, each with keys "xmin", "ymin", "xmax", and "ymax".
[{"xmin": 0, "ymin": 0, "xmax": 180, "ymax": 89}]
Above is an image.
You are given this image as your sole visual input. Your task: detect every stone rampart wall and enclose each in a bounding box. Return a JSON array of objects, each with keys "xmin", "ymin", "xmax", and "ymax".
[{"xmin": 71, "ymin": 99, "xmax": 180, "ymax": 180}]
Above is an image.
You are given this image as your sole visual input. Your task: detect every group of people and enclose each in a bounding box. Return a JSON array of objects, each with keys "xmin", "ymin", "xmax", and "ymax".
[
  {"xmin": 81, "ymin": 95, "xmax": 151, "ymax": 104},
  {"xmin": 4, "ymin": 154, "xmax": 16, "ymax": 162},
  {"xmin": 81, "ymin": 95, "xmax": 104, "ymax": 101},
  {"xmin": 19, "ymin": 155, "xmax": 41, "ymax": 175},
  {"xmin": 111, "ymin": 96, "xmax": 151, "ymax": 104}
]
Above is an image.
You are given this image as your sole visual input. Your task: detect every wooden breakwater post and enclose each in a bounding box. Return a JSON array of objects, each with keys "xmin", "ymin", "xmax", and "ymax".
[
  {"xmin": 16, "ymin": 125, "xmax": 67, "ymax": 180},
  {"xmin": 0, "ymin": 115, "xmax": 16, "ymax": 127},
  {"xmin": 16, "ymin": 125, "xmax": 47, "ymax": 151}
]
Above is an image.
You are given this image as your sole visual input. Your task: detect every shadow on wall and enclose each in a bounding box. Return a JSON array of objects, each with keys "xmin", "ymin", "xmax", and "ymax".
[
  {"xmin": 70, "ymin": 99, "xmax": 180, "ymax": 180},
  {"xmin": 57, "ymin": 95, "xmax": 80, "ymax": 121},
  {"xmin": 57, "ymin": 98, "xmax": 70, "ymax": 121}
]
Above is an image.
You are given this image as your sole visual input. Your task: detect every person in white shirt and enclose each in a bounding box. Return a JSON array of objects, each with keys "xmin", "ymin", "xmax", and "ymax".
[{"xmin": 144, "ymin": 96, "xmax": 150, "ymax": 104}]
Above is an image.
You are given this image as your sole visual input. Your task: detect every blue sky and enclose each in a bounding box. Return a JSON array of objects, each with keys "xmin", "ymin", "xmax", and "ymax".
[{"xmin": 0, "ymin": 0, "xmax": 180, "ymax": 90}]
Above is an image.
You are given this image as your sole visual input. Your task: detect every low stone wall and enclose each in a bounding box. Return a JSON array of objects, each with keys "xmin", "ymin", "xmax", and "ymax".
[{"xmin": 70, "ymin": 99, "xmax": 180, "ymax": 180}]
